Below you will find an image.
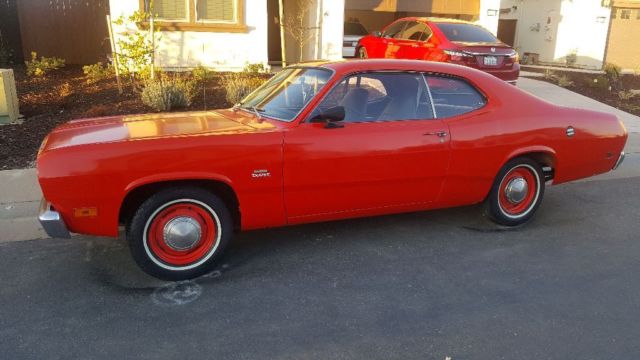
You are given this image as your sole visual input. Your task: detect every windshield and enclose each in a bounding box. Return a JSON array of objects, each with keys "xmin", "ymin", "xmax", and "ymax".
[
  {"xmin": 344, "ymin": 22, "xmax": 368, "ymax": 36},
  {"xmin": 239, "ymin": 67, "xmax": 333, "ymax": 122},
  {"xmin": 435, "ymin": 23, "xmax": 499, "ymax": 43}
]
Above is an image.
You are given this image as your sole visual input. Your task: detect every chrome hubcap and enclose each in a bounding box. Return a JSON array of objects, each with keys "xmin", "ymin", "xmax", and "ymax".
[
  {"xmin": 504, "ymin": 177, "xmax": 528, "ymax": 204},
  {"xmin": 163, "ymin": 216, "xmax": 202, "ymax": 251}
]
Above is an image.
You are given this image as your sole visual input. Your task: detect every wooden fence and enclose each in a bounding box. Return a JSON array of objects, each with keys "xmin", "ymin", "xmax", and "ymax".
[
  {"xmin": 16, "ymin": 0, "xmax": 111, "ymax": 65},
  {"xmin": 0, "ymin": 0, "xmax": 24, "ymax": 63}
]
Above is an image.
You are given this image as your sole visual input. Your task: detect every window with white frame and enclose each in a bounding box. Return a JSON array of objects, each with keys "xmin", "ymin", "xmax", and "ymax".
[{"xmin": 141, "ymin": 0, "xmax": 245, "ymax": 31}]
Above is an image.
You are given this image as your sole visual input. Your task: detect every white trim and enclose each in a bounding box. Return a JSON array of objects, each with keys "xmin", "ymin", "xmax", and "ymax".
[{"xmin": 143, "ymin": 198, "xmax": 222, "ymax": 271}]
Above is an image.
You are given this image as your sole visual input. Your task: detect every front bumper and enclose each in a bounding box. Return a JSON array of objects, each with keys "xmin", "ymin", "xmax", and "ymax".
[
  {"xmin": 613, "ymin": 151, "xmax": 625, "ymax": 170},
  {"xmin": 38, "ymin": 199, "xmax": 71, "ymax": 238}
]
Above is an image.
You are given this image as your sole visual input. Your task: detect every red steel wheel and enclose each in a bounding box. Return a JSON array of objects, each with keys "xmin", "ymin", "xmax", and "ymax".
[
  {"xmin": 497, "ymin": 166, "xmax": 538, "ymax": 217},
  {"xmin": 127, "ymin": 187, "xmax": 233, "ymax": 281},
  {"xmin": 485, "ymin": 158, "xmax": 545, "ymax": 226},
  {"xmin": 145, "ymin": 201, "xmax": 219, "ymax": 267}
]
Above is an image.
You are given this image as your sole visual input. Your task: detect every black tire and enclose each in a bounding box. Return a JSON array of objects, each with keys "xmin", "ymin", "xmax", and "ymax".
[
  {"xmin": 358, "ymin": 47, "xmax": 368, "ymax": 59},
  {"xmin": 126, "ymin": 187, "xmax": 233, "ymax": 281},
  {"xmin": 484, "ymin": 157, "xmax": 545, "ymax": 226}
]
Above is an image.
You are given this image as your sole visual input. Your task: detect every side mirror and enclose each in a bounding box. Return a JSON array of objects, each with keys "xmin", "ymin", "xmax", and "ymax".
[
  {"xmin": 372, "ymin": 30, "xmax": 382, "ymax": 37},
  {"xmin": 309, "ymin": 106, "xmax": 345, "ymax": 128}
]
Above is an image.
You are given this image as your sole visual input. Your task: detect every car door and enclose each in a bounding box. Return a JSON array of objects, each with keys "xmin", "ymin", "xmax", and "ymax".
[
  {"xmin": 283, "ymin": 72, "xmax": 451, "ymax": 222},
  {"xmin": 396, "ymin": 21, "xmax": 429, "ymax": 59},
  {"xmin": 380, "ymin": 20, "xmax": 406, "ymax": 58}
]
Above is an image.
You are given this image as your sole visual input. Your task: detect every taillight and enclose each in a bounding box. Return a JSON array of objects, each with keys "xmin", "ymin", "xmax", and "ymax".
[{"xmin": 443, "ymin": 49, "xmax": 473, "ymax": 63}]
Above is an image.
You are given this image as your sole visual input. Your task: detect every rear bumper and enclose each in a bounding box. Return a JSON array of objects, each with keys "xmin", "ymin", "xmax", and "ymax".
[
  {"xmin": 613, "ymin": 151, "xmax": 625, "ymax": 170},
  {"xmin": 38, "ymin": 199, "xmax": 71, "ymax": 239}
]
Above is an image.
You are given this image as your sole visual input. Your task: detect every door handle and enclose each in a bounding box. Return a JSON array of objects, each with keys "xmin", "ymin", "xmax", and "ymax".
[
  {"xmin": 424, "ymin": 131, "xmax": 448, "ymax": 138},
  {"xmin": 411, "ymin": 44, "xmax": 419, "ymax": 48}
]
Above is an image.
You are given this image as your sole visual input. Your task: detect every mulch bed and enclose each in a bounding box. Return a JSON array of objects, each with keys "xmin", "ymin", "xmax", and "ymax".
[
  {"xmin": 0, "ymin": 66, "xmax": 234, "ymax": 170},
  {"xmin": 521, "ymin": 67, "xmax": 640, "ymax": 117}
]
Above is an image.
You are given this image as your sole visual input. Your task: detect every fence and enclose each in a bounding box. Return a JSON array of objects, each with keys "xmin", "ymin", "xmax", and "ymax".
[{"xmin": 15, "ymin": 0, "xmax": 111, "ymax": 65}]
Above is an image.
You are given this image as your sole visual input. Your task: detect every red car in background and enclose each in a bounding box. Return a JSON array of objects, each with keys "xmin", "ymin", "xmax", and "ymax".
[{"xmin": 357, "ymin": 18, "xmax": 520, "ymax": 84}]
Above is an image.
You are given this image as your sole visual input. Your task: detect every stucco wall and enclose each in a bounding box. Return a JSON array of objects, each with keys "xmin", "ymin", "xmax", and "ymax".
[
  {"xmin": 500, "ymin": 0, "xmax": 610, "ymax": 69},
  {"xmin": 109, "ymin": 0, "xmax": 268, "ymax": 70},
  {"xmin": 606, "ymin": 7, "xmax": 640, "ymax": 70}
]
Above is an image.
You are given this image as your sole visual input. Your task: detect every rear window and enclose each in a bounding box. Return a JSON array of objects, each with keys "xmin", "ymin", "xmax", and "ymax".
[
  {"xmin": 344, "ymin": 22, "xmax": 368, "ymax": 36},
  {"xmin": 435, "ymin": 23, "xmax": 498, "ymax": 43},
  {"xmin": 426, "ymin": 76, "xmax": 486, "ymax": 118}
]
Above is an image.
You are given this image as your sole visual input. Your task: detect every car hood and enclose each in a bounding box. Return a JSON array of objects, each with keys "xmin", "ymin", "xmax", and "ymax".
[{"xmin": 40, "ymin": 110, "xmax": 276, "ymax": 153}]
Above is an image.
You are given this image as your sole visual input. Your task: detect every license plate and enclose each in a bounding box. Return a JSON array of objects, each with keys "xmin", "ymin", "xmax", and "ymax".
[{"xmin": 483, "ymin": 56, "xmax": 498, "ymax": 66}]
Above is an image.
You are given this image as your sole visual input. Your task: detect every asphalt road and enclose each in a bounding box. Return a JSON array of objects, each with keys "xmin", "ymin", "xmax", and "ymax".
[{"xmin": 1, "ymin": 165, "xmax": 639, "ymax": 359}]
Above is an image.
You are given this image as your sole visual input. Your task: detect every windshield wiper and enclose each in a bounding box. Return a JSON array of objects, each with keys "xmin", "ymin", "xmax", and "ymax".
[{"xmin": 251, "ymin": 106, "xmax": 264, "ymax": 122}]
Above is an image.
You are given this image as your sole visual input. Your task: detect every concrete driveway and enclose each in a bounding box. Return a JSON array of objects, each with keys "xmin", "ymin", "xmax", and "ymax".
[{"xmin": 0, "ymin": 77, "xmax": 639, "ymax": 359}]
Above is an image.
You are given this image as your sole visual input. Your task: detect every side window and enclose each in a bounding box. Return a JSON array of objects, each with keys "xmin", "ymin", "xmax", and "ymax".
[
  {"xmin": 310, "ymin": 72, "xmax": 434, "ymax": 123},
  {"xmin": 420, "ymin": 25, "xmax": 433, "ymax": 41},
  {"xmin": 401, "ymin": 22, "xmax": 428, "ymax": 41},
  {"xmin": 425, "ymin": 75, "xmax": 486, "ymax": 118},
  {"xmin": 383, "ymin": 21, "xmax": 406, "ymax": 39}
]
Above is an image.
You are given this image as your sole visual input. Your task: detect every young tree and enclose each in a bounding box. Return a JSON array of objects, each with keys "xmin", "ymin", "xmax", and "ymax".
[{"xmin": 283, "ymin": 0, "xmax": 319, "ymax": 63}]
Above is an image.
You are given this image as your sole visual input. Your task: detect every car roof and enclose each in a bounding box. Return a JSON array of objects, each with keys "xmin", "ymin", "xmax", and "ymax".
[
  {"xmin": 396, "ymin": 17, "xmax": 478, "ymax": 25},
  {"xmin": 299, "ymin": 59, "xmax": 492, "ymax": 81}
]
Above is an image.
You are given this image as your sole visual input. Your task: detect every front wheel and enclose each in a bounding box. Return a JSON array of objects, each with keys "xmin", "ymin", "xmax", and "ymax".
[
  {"xmin": 126, "ymin": 187, "xmax": 233, "ymax": 281},
  {"xmin": 484, "ymin": 158, "xmax": 545, "ymax": 226}
]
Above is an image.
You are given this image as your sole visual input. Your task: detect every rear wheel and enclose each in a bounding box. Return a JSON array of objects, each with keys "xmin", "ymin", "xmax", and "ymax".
[
  {"xmin": 484, "ymin": 158, "xmax": 545, "ymax": 226},
  {"xmin": 358, "ymin": 47, "xmax": 368, "ymax": 59},
  {"xmin": 126, "ymin": 187, "xmax": 233, "ymax": 281}
]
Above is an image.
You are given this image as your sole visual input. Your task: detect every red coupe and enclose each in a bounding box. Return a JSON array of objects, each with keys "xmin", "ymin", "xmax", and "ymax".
[
  {"xmin": 357, "ymin": 18, "xmax": 520, "ymax": 83},
  {"xmin": 37, "ymin": 60, "xmax": 627, "ymax": 280}
]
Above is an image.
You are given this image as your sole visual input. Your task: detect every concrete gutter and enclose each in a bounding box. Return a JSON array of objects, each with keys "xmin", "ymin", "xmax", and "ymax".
[{"xmin": 0, "ymin": 168, "xmax": 46, "ymax": 242}]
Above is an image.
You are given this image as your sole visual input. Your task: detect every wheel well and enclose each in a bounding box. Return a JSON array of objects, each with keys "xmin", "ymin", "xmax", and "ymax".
[
  {"xmin": 119, "ymin": 180, "xmax": 241, "ymax": 231},
  {"xmin": 518, "ymin": 152, "xmax": 556, "ymax": 181}
]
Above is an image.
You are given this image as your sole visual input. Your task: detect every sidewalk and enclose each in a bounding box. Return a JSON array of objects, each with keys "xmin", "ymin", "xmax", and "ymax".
[
  {"xmin": 0, "ymin": 168, "xmax": 45, "ymax": 242},
  {"xmin": 0, "ymin": 77, "xmax": 638, "ymax": 243}
]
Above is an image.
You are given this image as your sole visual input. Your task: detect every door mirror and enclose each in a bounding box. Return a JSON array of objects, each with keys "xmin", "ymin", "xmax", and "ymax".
[
  {"xmin": 309, "ymin": 106, "xmax": 345, "ymax": 128},
  {"xmin": 371, "ymin": 30, "xmax": 382, "ymax": 37}
]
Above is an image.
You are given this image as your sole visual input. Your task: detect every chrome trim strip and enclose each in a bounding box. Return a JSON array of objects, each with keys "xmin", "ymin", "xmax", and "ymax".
[
  {"xmin": 613, "ymin": 151, "xmax": 625, "ymax": 170},
  {"xmin": 422, "ymin": 73, "xmax": 437, "ymax": 119},
  {"xmin": 38, "ymin": 199, "xmax": 71, "ymax": 239}
]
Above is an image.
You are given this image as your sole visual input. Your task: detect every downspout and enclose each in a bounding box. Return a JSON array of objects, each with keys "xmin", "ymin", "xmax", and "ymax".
[
  {"xmin": 279, "ymin": 0, "xmax": 287, "ymax": 67},
  {"xmin": 602, "ymin": 5, "xmax": 614, "ymax": 69},
  {"xmin": 315, "ymin": 0, "xmax": 323, "ymax": 60}
]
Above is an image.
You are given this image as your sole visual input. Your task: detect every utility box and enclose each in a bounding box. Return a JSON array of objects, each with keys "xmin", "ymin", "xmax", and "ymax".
[{"xmin": 0, "ymin": 69, "xmax": 20, "ymax": 124}]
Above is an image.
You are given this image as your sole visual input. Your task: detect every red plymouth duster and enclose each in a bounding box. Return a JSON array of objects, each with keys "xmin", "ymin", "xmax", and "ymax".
[{"xmin": 37, "ymin": 60, "xmax": 627, "ymax": 280}]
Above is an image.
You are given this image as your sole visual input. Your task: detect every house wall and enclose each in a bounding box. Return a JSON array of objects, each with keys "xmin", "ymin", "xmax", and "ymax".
[
  {"xmin": 281, "ymin": 0, "xmax": 344, "ymax": 64},
  {"xmin": 499, "ymin": 0, "xmax": 610, "ymax": 69},
  {"xmin": 109, "ymin": 0, "xmax": 269, "ymax": 70},
  {"xmin": 606, "ymin": 6, "xmax": 640, "ymax": 70},
  {"xmin": 344, "ymin": 0, "xmax": 499, "ymax": 36}
]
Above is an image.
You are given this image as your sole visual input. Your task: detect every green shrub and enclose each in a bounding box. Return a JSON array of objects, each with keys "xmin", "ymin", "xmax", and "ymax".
[
  {"xmin": 25, "ymin": 51, "xmax": 65, "ymax": 77},
  {"xmin": 556, "ymin": 74, "xmax": 574, "ymax": 88},
  {"xmin": 565, "ymin": 52, "xmax": 577, "ymax": 67},
  {"xmin": 191, "ymin": 65, "xmax": 214, "ymax": 83},
  {"xmin": 223, "ymin": 73, "xmax": 267, "ymax": 105},
  {"xmin": 618, "ymin": 90, "xmax": 636, "ymax": 100},
  {"xmin": 242, "ymin": 63, "xmax": 270, "ymax": 74},
  {"xmin": 141, "ymin": 75, "xmax": 197, "ymax": 111},
  {"xmin": 604, "ymin": 63, "xmax": 622, "ymax": 91},
  {"xmin": 588, "ymin": 75, "xmax": 610, "ymax": 90},
  {"xmin": 604, "ymin": 63, "xmax": 621, "ymax": 81},
  {"xmin": 82, "ymin": 62, "xmax": 114, "ymax": 84}
]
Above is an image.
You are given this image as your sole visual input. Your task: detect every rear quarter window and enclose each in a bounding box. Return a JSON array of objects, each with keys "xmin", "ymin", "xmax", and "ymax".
[{"xmin": 426, "ymin": 76, "xmax": 486, "ymax": 118}]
